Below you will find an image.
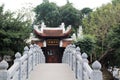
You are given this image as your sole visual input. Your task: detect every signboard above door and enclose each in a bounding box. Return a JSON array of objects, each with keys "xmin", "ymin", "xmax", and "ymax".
[{"xmin": 46, "ymin": 39, "xmax": 59, "ymax": 46}]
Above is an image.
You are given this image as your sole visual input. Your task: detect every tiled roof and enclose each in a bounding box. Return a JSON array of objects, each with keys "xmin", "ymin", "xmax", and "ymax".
[
  {"xmin": 43, "ymin": 30, "xmax": 63, "ymax": 36},
  {"xmin": 34, "ymin": 29, "xmax": 71, "ymax": 38}
]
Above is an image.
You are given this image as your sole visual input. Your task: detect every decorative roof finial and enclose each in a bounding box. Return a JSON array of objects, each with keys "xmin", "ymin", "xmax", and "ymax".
[
  {"xmin": 41, "ymin": 22, "xmax": 46, "ymax": 28},
  {"xmin": 77, "ymin": 26, "xmax": 83, "ymax": 39}
]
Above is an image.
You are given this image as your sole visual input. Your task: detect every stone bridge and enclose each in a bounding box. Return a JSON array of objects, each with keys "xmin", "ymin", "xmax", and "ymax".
[{"xmin": 0, "ymin": 44, "xmax": 103, "ymax": 80}]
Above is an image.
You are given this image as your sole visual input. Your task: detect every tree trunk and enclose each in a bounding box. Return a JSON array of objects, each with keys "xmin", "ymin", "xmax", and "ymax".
[{"xmin": 99, "ymin": 48, "xmax": 115, "ymax": 62}]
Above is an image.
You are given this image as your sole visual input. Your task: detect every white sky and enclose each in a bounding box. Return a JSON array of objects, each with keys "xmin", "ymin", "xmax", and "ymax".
[{"xmin": 0, "ymin": 0, "xmax": 111, "ymax": 11}]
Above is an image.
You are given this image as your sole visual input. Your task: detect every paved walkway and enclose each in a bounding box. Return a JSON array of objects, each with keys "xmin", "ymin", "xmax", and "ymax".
[{"xmin": 28, "ymin": 63, "xmax": 76, "ymax": 80}]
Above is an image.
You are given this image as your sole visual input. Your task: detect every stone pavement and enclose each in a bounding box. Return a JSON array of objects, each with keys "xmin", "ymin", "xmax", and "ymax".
[{"xmin": 28, "ymin": 63, "xmax": 76, "ymax": 80}]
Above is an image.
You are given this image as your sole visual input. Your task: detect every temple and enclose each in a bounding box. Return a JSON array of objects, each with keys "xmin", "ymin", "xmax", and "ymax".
[{"xmin": 29, "ymin": 22, "xmax": 73, "ymax": 63}]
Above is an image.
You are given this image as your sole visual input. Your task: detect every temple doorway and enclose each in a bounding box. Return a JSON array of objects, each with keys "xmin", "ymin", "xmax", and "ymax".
[{"xmin": 42, "ymin": 47, "xmax": 64, "ymax": 63}]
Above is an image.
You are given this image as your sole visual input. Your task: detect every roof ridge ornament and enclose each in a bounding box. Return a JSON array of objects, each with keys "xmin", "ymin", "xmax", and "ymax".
[
  {"xmin": 41, "ymin": 22, "xmax": 46, "ymax": 28},
  {"xmin": 60, "ymin": 22, "xmax": 65, "ymax": 33},
  {"xmin": 77, "ymin": 26, "xmax": 83, "ymax": 39},
  {"xmin": 41, "ymin": 22, "xmax": 46, "ymax": 33}
]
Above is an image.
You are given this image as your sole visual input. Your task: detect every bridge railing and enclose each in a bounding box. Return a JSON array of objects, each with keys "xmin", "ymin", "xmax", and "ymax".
[
  {"xmin": 0, "ymin": 44, "xmax": 45, "ymax": 80},
  {"xmin": 62, "ymin": 44, "xmax": 103, "ymax": 80}
]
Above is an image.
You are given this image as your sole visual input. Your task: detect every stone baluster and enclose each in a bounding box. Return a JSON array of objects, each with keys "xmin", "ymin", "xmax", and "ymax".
[
  {"xmin": 69, "ymin": 49, "xmax": 72, "ymax": 68},
  {"xmin": 42, "ymin": 51, "xmax": 45, "ymax": 63},
  {"xmin": 39, "ymin": 47, "xmax": 42, "ymax": 63},
  {"xmin": 62, "ymin": 52, "xmax": 65, "ymax": 63},
  {"xmin": 0, "ymin": 60, "xmax": 9, "ymax": 80},
  {"xmin": 33, "ymin": 44, "xmax": 35, "ymax": 66},
  {"xmin": 66, "ymin": 45, "xmax": 70, "ymax": 64},
  {"xmin": 24, "ymin": 46, "xmax": 29, "ymax": 78},
  {"xmin": 33, "ymin": 44, "xmax": 35, "ymax": 67},
  {"xmin": 38, "ymin": 47, "xmax": 40, "ymax": 63},
  {"xmin": 34, "ymin": 44, "xmax": 37, "ymax": 66},
  {"xmin": 64, "ymin": 50, "xmax": 68, "ymax": 63},
  {"xmin": 82, "ymin": 52, "xmax": 88, "ymax": 80},
  {"xmin": 68, "ymin": 48, "xmax": 71, "ymax": 66},
  {"xmin": 64, "ymin": 48, "xmax": 67, "ymax": 63},
  {"xmin": 82, "ymin": 52, "xmax": 88, "ymax": 63},
  {"xmin": 91, "ymin": 60, "xmax": 103, "ymax": 80},
  {"xmin": 36, "ymin": 45, "xmax": 40, "ymax": 64},
  {"xmin": 30, "ymin": 44, "xmax": 34, "ymax": 70},
  {"xmin": 35, "ymin": 44, "xmax": 38, "ymax": 65},
  {"xmin": 72, "ymin": 44, "xmax": 76, "ymax": 72},
  {"xmin": 36, "ymin": 45, "xmax": 39, "ymax": 64},
  {"xmin": 76, "ymin": 47, "xmax": 81, "ymax": 55},
  {"xmin": 40, "ymin": 47, "xmax": 42, "ymax": 63},
  {"xmin": 23, "ymin": 46, "xmax": 29, "ymax": 55},
  {"xmin": 14, "ymin": 52, "xmax": 21, "ymax": 80},
  {"xmin": 66, "ymin": 49, "xmax": 69, "ymax": 64},
  {"xmin": 76, "ymin": 47, "xmax": 81, "ymax": 79},
  {"xmin": 77, "ymin": 47, "xmax": 83, "ymax": 80},
  {"xmin": 28, "ymin": 45, "xmax": 32, "ymax": 72}
]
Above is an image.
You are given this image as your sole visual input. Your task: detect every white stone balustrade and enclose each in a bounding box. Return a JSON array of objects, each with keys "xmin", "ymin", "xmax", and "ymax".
[
  {"xmin": 0, "ymin": 44, "xmax": 45, "ymax": 80},
  {"xmin": 62, "ymin": 44, "xmax": 103, "ymax": 80}
]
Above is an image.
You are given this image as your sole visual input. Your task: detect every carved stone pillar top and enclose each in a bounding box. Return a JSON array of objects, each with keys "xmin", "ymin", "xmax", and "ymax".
[
  {"xmin": 0, "ymin": 60, "xmax": 8, "ymax": 70},
  {"xmin": 92, "ymin": 60, "xmax": 101, "ymax": 70}
]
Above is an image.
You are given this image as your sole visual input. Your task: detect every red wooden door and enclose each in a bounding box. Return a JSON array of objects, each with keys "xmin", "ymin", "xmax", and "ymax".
[
  {"xmin": 47, "ymin": 55, "xmax": 58, "ymax": 63},
  {"xmin": 46, "ymin": 47, "xmax": 59, "ymax": 63}
]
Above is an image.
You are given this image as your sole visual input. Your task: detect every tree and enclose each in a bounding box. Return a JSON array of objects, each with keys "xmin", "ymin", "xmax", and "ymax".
[
  {"xmin": 112, "ymin": 0, "xmax": 120, "ymax": 5},
  {"xmin": 34, "ymin": 1, "xmax": 83, "ymax": 34},
  {"xmin": 102, "ymin": 24, "xmax": 120, "ymax": 67},
  {"xmin": 81, "ymin": 7, "xmax": 92, "ymax": 18},
  {"xmin": 74, "ymin": 35, "xmax": 95, "ymax": 53},
  {"xmin": 0, "ymin": 5, "xmax": 32, "ymax": 58},
  {"xmin": 34, "ymin": 1, "xmax": 61, "ymax": 27},
  {"xmin": 60, "ymin": 3, "xmax": 82, "ymax": 30},
  {"xmin": 82, "ymin": 1, "xmax": 120, "ymax": 66},
  {"xmin": 74, "ymin": 35, "xmax": 95, "ymax": 62}
]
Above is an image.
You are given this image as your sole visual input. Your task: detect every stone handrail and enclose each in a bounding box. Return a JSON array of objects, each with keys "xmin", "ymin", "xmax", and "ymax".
[
  {"xmin": 62, "ymin": 44, "xmax": 103, "ymax": 80},
  {"xmin": 0, "ymin": 44, "xmax": 45, "ymax": 80}
]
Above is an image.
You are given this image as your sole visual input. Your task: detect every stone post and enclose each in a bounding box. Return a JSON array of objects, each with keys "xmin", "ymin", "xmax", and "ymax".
[
  {"xmin": 72, "ymin": 44, "xmax": 76, "ymax": 71},
  {"xmin": 24, "ymin": 46, "xmax": 29, "ymax": 79},
  {"xmin": 91, "ymin": 60, "xmax": 103, "ymax": 80},
  {"xmin": 14, "ymin": 52, "xmax": 21, "ymax": 80},
  {"xmin": 38, "ymin": 46, "xmax": 41, "ymax": 63},
  {"xmin": 36, "ymin": 45, "xmax": 39, "ymax": 64},
  {"xmin": 23, "ymin": 46, "xmax": 29, "ymax": 55},
  {"xmin": 14, "ymin": 52, "xmax": 21, "ymax": 62},
  {"xmin": 35, "ymin": 44, "xmax": 38, "ymax": 65},
  {"xmin": 68, "ymin": 48, "xmax": 71, "ymax": 66},
  {"xmin": 69, "ymin": 45, "xmax": 73, "ymax": 69},
  {"xmin": 0, "ymin": 60, "xmax": 9, "ymax": 80},
  {"xmin": 76, "ymin": 47, "xmax": 80, "ymax": 79},
  {"xmin": 82, "ymin": 52, "xmax": 88, "ymax": 80},
  {"xmin": 30, "ymin": 44, "xmax": 34, "ymax": 70},
  {"xmin": 82, "ymin": 52, "xmax": 88, "ymax": 63},
  {"xmin": 66, "ymin": 49, "xmax": 69, "ymax": 64},
  {"xmin": 76, "ymin": 47, "xmax": 81, "ymax": 55}
]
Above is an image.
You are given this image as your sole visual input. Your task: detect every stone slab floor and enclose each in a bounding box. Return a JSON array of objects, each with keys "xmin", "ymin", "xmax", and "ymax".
[{"xmin": 28, "ymin": 63, "xmax": 76, "ymax": 80}]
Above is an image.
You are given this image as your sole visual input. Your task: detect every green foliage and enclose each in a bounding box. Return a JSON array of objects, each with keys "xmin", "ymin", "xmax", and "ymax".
[
  {"xmin": 82, "ymin": 1, "xmax": 120, "ymax": 66},
  {"xmin": 34, "ymin": 1, "xmax": 86, "ymax": 33},
  {"xmin": 82, "ymin": 2, "xmax": 120, "ymax": 54},
  {"xmin": 34, "ymin": 1, "xmax": 61, "ymax": 27},
  {"xmin": 81, "ymin": 7, "xmax": 92, "ymax": 17},
  {"xmin": 112, "ymin": 0, "xmax": 120, "ymax": 5},
  {"xmin": 74, "ymin": 35, "xmax": 95, "ymax": 55},
  {"xmin": 60, "ymin": 3, "xmax": 82, "ymax": 28},
  {"xmin": 106, "ymin": 24, "xmax": 120, "ymax": 66},
  {"xmin": 0, "ymin": 5, "xmax": 32, "ymax": 57}
]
